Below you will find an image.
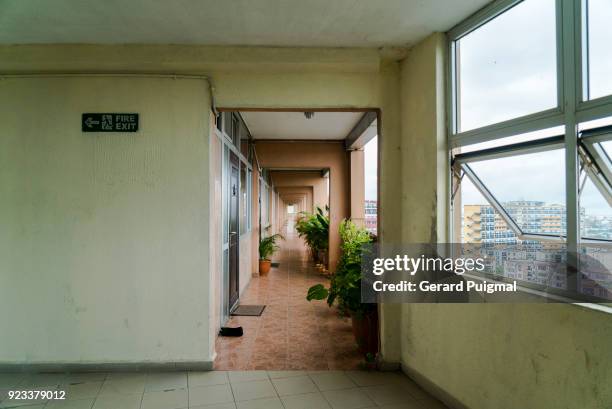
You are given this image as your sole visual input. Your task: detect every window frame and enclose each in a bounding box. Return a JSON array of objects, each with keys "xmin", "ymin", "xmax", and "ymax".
[{"xmin": 448, "ymin": 0, "xmax": 612, "ymax": 254}]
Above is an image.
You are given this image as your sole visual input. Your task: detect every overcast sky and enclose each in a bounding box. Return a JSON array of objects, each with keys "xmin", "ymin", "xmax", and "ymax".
[{"xmin": 460, "ymin": 0, "xmax": 612, "ymax": 218}]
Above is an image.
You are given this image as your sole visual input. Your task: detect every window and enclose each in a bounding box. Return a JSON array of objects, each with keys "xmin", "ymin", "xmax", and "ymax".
[
  {"xmin": 585, "ymin": 0, "xmax": 612, "ymax": 100},
  {"xmin": 240, "ymin": 163, "xmax": 248, "ymax": 235},
  {"xmin": 454, "ymin": 0, "xmax": 557, "ymax": 132},
  {"xmin": 467, "ymin": 149, "xmax": 566, "ymax": 236},
  {"xmin": 450, "ymin": 0, "xmax": 612, "ymax": 301},
  {"xmin": 261, "ymin": 181, "xmax": 269, "ymax": 227}
]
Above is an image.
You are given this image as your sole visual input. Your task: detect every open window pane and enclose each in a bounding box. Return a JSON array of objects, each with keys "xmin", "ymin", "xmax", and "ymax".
[
  {"xmin": 580, "ymin": 177, "xmax": 612, "ymax": 240},
  {"xmin": 586, "ymin": 0, "xmax": 612, "ymax": 100},
  {"xmin": 601, "ymin": 141, "xmax": 612, "ymax": 161},
  {"xmin": 460, "ymin": 176, "xmax": 518, "ymax": 245},
  {"xmin": 468, "ymin": 149, "xmax": 566, "ymax": 236},
  {"xmin": 456, "ymin": 0, "xmax": 557, "ymax": 132},
  {"xmin": 458, "ymin": 175, "xmax": 568, "ymax": 289}
]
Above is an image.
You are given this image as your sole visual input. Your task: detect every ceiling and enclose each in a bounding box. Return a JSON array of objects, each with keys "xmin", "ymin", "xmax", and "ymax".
[
  {"xmin": 240, "ymin": 111, "xmax": 363, "ymax": 140},
  {"xmin": 0, "ymin": 0, "xmax": 489, "ymax": 47}
]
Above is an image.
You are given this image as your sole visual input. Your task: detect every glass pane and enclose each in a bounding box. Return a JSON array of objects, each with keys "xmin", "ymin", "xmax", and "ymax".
[
  {"xmin": 601, "ymin": 141, "xmax": 612, "ymax": 161},
  {"xmin": 586, "ymin": 0, "xmax": 612, "ymax": 100},
  {"xmin": 240, "ymin": 163, "xmax": 247, "ymax": 235},
  {"xmin": 580, "ymin": 177, "xmax": 612, "ymax": 240},
  {"xmin": 468, "ymin": 149, "xmax": 566, "ymax": 235},
  {"xmin": 458, "ymin": 126, "xmax": 564, "ymax": 154},
  {"xmin": 459, "ymin": 175, "xmax": 568, "ymax": 290},
  {"xmin": 222, "ymin": 146, "xmax": 229, "ymax": 244},
  {"xmin": 456, "ymin": 0, "xmax": 557, "ymax": 132},
  {"xmin": 460, "ymin": 176, "xmax": 519, "ymax": 245}
]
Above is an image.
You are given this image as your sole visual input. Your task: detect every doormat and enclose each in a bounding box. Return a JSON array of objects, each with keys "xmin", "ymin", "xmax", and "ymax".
[{"xmin": 231, "ymin": 305, "xmax": 266, "ymax": 316}]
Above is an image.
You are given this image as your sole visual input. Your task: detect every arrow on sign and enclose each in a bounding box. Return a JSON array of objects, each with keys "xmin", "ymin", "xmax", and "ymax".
[{"xmin": 84, "ymin": 117, "xmax": 100, "ymax": 128}]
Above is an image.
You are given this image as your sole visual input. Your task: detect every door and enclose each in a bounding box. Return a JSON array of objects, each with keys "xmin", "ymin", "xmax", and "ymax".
[{"xmin": 228, "ymin": 154, "xmax": 240, "ymax": 310}]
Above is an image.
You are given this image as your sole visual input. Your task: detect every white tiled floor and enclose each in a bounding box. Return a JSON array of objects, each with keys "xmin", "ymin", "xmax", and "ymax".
[{"xmin": 0, "ymin": 371, "xmax": 449, "ymax": 409}]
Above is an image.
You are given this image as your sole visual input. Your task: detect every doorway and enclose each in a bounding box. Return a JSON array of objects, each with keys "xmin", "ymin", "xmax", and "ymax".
[{"xmin": 228, "ymin": 152, "xmax": 240, "ymax": 311}]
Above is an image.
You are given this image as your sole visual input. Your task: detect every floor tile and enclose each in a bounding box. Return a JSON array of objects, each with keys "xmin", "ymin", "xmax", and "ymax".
[
  {"xmin": 188, "ymin": 384, "xmax": 233, "ymax": 407},
  {"xmin": 281, "ymin": 391, "xmax": 332, "ymax": 409},
  {"xmin": 189, "ymin": 404, "xmax": 236, "ymax": 409},
  {"xmin": 141, "ymin": 388, "xmax": 188, "ymax": 409},
  {"xmin": 231, "ymin": 380, "xmax": 277, "ymax": 402},
  {"xmin": 144, "ymin": 372, "xmax": 187, "ymax": 392},
  {"xmin": 376, "ymin": 403, "xmax": 427, "ymax": 409},
  {"xmin": 228, "ymin": 372, "xmax": 268, "ymax": 384},
  {"xmin": 361, "ymin": 384, "xmax": 417, "ymax": 406},
  {"xmin": 18, "ymin": 373, "xmax": 66, "ymax": 388},
  {"xmin": 61, "ymin": 381, "xmax": 102, "ymax": 400},
  {"xmin": 322, "ymin": 388, "xmax": 374, "ymax": 409},
  {"xmin": 97, "ymin": 378, "xmax": 145, "ymax": 396},
  {"xmin": 62, "ymin": 373, "xmax": 107, "ymax": 385},
  {"xmin": 344, "ymin": 371, "xmax": 403, "ymax": 387},
  {"xmin": 309, "ymin": 372, "xmax": 356, "ymax": 391},
  {"xmin": 214, "ymin": 234, "xmax": 363, "ymax": 371},
  {"xmin": 414, "ymin": 395, "xmax": 449, "ymax": 409},
  {"xmin": 267, "ymin": 371, "xmax": 306, "ymax": 379},
  {"xmin": 271, "ymin": 376, "xmax": 317, "ymax": 396},
  {"xmin": 235, "ymin": 397, "xmax": 284, "ymax": 409},
  {"xmin": 91, "ymin": 393, "xmax": 142, "ymax": 409},
  {"xmin": 0, "ymin": 375, "xmax": 24, "ymax": 389},
  {"xmin": 45, "ymin": 398, "xmax": 96, "ymax": 409},
  {"xmin": 188, "ymin": 371, "xmax": 228, "ymax": 387}
]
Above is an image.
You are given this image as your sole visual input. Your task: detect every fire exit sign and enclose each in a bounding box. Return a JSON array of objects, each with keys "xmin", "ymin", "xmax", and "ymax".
[{"xmin": 82, "ymin": 113, "xmax": 139, "ymax": 132}]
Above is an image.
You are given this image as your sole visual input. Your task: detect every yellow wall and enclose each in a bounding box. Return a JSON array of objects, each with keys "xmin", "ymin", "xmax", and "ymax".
[
  {"xmin": 0, "ymin": 45, "xmax": 404, "ymax": 366},
  {"xmin": 0, "ymin": 76, "xmax": 212, "ymax": 365},
  {"xmin": 254, "ymin": 141, "xmax": 349, "ymax": 270},
  {"xmin": 398, "ymin": 33, "xmax": 612, "ymax": 409}
]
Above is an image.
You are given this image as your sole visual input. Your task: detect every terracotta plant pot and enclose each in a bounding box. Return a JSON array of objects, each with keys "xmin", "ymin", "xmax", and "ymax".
[
  {"xmin": 259, "ymin": 259, "xmax": 271, "ymax": 276},
  {"xmin": 351, "ymin": 310, "xmax": 379, "ymax": 355}
]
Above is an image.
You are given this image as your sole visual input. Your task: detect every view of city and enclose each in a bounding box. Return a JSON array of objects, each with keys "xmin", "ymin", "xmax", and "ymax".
[{"xmin": 462, "ymin": 201, "xmax": 612, "ymax": 300}]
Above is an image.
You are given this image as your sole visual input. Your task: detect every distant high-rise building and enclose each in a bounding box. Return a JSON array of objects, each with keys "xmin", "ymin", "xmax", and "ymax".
[
  {"xmin": 365, "ymin": 200, "xmax": 377, "ymax": 234},
  {"xmin": 463, "ymin": 201, "xmax": 569, "ymax": 245}
]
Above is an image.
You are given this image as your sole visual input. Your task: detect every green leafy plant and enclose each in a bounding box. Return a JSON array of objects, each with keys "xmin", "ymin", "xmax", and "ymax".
[
  {"xmin": 306, "ymin": 219, "xmax": 374, "ymax": 317},
  {"xmin": 295, "ymin": 205, "xmax": 329, "ymax": 262},
  {"xmin": 259, "ymin": 234, "xmax": 284, "ymax": 260}
]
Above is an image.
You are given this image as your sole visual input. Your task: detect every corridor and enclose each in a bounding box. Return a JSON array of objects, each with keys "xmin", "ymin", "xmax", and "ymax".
[{"xmin": 214, "ymin": 230, "xmax": 362, "ymax": 370}]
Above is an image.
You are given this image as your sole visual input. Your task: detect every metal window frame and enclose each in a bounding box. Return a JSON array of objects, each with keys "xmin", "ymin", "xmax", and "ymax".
[
  {"xmin": 447, "ymin": 0, "xmax": 565, "ymax": 147},
  {"xmin": 579, "ymin": 128, "xmax": 612, "ymax": 207},
  {"xmin": 448, "ymin": 0, "xmax": 612, "ymax": 251},
  {"xmin": 454, "ymin": 137, "xmax": 568, "ymax": 243}
]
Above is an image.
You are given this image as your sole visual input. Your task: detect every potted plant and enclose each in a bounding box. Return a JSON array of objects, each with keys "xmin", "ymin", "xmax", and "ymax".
[
  {"xmin": 306, "ymin": 219, "xmax": 378, "ymax": 355},
  {"xmin": 259, "ymin": 233, "xmax": 283, "ymax": 276},
  {"xmin": 295, "ymin": 206, "xmax": 329, "ymax": 266}
]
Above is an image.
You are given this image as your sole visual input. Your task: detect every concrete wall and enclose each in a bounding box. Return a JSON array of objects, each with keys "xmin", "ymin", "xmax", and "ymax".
[
  {"xmin": 398, "ymin": 33, "xmax": 612, "ymax": 409},
  {"xmin": 0, "ymin": 45, "xmax": 404, "ymax": 366},
  {"xmin": 272, "ymin": 171, "xmax": 329, "ymax": 211},
  {"xmin": 254, "ymin": 141, "xmax": 349, "ymax": 270},
  {"xmin": 0, "ymin": 76, "xmax": 212, "ymax": 365}
]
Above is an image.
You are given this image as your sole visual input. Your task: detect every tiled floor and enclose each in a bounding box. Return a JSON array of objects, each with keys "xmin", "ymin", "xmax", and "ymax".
[
  {"xmin": 214, "ymin": 232, "xmax": 363, "ymax": 370},
  {"xmin": 0, "ymin": 370, "xmax": 449, "ymax": 408}
]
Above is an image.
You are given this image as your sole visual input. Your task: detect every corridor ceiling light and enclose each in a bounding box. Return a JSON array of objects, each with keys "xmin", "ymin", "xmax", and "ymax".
[{"xmin": 304, "ymin": 111, "xmax": 315, "ymax": 119}]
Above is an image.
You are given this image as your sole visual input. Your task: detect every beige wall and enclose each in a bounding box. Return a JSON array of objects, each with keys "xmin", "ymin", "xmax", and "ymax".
[
  {"xmin": 209, "ymin": 117, "xmax": 223, "ymax": 355},
  {"xmin": 0, "ymin": 45, "xmax": 401, "ymax": 368},
  {"xmin": 254, "ymin": 141, "xmax": 348, "ymax": 270},
  {"xmin": 349, "ymin": 150, "xmax": 365, "ymax": 226},
  {"xmin": 0, "ymin": 76, "xmax": 212, "ymax": 365},
  {"xmin": 272, "ymin": 171, "xmax": 329, "ymax": 211},
  {"xmin": 397, "ymin": 33, "xmax": 612, "ymax": 409}
]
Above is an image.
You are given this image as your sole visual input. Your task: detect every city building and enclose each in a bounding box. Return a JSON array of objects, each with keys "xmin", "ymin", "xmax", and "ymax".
[{"xmin": 365, "ymin": 199, "xmax": 378, "ymax": 234}]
